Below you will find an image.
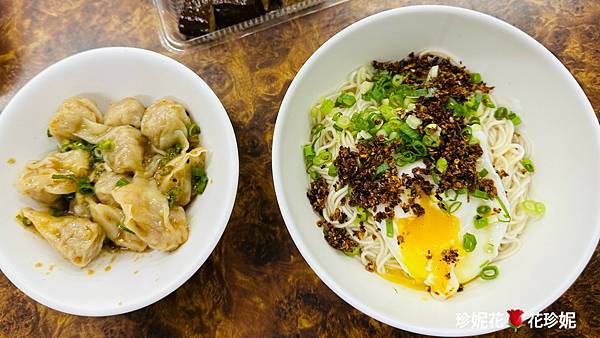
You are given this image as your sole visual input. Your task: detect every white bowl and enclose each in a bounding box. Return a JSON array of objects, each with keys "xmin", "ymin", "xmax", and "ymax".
[
  {"xmin": 272, "ymin": 6, "xmax": 600, "ymax": 336},
  {"xmin": 0, "ymin": 47, "xmax": 239, "ymax": 316}
]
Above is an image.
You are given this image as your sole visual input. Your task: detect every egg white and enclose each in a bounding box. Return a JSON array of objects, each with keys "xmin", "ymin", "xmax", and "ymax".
[{"xmin": 376, "ymin": 130, "xmax": 510, "ymax": 297}]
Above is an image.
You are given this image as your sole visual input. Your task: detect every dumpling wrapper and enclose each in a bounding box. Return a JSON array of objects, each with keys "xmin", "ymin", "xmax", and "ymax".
[
  {"xmin": 155, "ymin": 146, "xmax": 206, "ymax": 206},
  {"xmin": 75, "ymin": 122, "xmax": 144, "ymax": 174},
  {"xmin": 104, "ymin": 97, "xmax": 145, "ymax": 128},
  {"xmin": 112, "ymin": 177, "xmax": 188, "ymax": 251},
  {"xmin": 18, "ymin": 208, "xmax": 104, "ymax": 267},
  {"xmin": 48, "ymin": 97, "xmax": 102, "ymax": 142},
  {"xmin": 141, "ymin": 98, "xmax": 191, "ymax": 150},
  {"xmin": 102, "ymin": 126, "xmax": 144, "ymax": 173},
  {"xmin": 87, "ymin": 200, "xmax": 147, "ymax": 252},
  {"xmin": 69, "ymin": 193, "xmax": 91, "ymax": 218},
  {"xmin": 16, "ymin": 149, "xmax": 90, "ymax": 204},
  {"xmin": 94, "ymin": 172, "xmax": 129, "ymax": 207}
]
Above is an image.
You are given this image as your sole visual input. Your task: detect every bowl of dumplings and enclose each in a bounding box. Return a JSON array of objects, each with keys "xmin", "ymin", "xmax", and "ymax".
[{"xmin": 0, "ymin": 47, "xmax": 239, "ymax": 316}]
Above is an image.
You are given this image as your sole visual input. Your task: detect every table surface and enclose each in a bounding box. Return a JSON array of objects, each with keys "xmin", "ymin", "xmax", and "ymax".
[{"xmin": 0, "ymin": 0, "xmax": 598, "ymax": 337}]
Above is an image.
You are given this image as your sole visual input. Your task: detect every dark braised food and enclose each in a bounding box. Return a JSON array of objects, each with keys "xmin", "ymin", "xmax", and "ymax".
[{"xmin": 178, "ymin": 0, "xmax": 305, "ymax": 38}]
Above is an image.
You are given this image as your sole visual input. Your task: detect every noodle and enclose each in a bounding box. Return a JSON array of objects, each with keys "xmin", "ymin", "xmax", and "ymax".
[{"xmin": 307, "ymin": 55, "xmax": 534, "ymax": 281}]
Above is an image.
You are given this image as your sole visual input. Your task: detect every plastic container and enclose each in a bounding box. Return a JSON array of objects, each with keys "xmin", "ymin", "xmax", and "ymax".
[{"xmin": 153, "ymin": 0, "xmax": 348, "ymax": 53}]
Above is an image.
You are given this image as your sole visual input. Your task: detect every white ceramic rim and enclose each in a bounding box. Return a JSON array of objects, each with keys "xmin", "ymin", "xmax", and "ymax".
[
  {"xmin": 272, "ymin": 5, "xmax": 600, "ymax": 336},
  {"xmin": 0, "ymin": 47, "xmax": 240, "ymax": 316}
]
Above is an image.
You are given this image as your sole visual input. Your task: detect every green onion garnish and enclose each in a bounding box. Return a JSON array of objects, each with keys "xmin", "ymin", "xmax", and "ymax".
[
  {"xmin": 191, "ymin": 166, "xmax": 208, "ymax": 195},
  {"xmin": 431, "ymin": 171, "xmax": 440, "ymax": 185},
  {"xmin": 374, "ymin": 163, "xmax": 390, "ymax": 179},
  {"xmin": 116, "ymin": 222, "xmax": 135, "ymax": 234},
  {"xmin": 422, "ymin": 134, "xmax": 440, "ymax": 147},
  {"xmin": 495, "ymin": 196, "xmax": 512, "ymax": 220},
  {"xmin": 406, "ymin": 115, "xmax": 422, "ymax": 129},
  {"xmin": 356, "ymin": 207, "xmax": 367, "ymax": 222},
  {"xmin": 167, "ymin": 187, "xmax": 182, "ymax": 208},
  {"xmin": 77, "ymin": 177, "xmax": 95, "ymax": 195},
  {"xmin": 462, "ymin": 233, "xmax": 477, "ymax": 252},
  {"xmin": 313, "ymin": 150, "xmax": 332, "ymax": 166},
  {"xmin": 480, "ymin": 265, "xmax": 499, "ymax": 280},
  {"xmin": 476, "ymin": 205, "xmax": 491, "ymax": 215},
  {"xmin": 115, "ymin": 177, "xmax": 130, "ymax": 187},
  {"xmin": 328, "ymin": 165, "xmax": 338, "ymax": 177},
  {"xmin": 303, "ymin": 144, "xmax": 315, "ymax": 166},
  {"xmin": 482, "ymin": 94, "xmax": 495, "ymax": 108},
  {"xmin": 386, "ymin": 219, "xmax": 393, "ymax": 237},
  {"xmin": 456, "ymin": 188, "xmax": 468, "ymax": 195},
  {"xmin": 399, "ymin": 122, "xmax": 421, "ymax": 140},
  {"xmin": 320, "ymin": 99, "xmax": 335, "ymax": 115},
  {"xmin": 51, "ymin": 174, "xmax": 76, "ymax": 181},
  {"xmin": 494, "ymin": 107, "xmax": 508, "ymax": 120},
  {"xmin": 447, "ymin": 97, "xmax": 465, "ymax": 116},
  {"xmin": 470, "ymin": 73, "xmax": 482, "ymax": 84},
  {"xmin": 188, "ymin": 123, "xmax": 201, "ymax": 137},
  {"xmin": 472, "ymin": 189, "xmax": 489, "ymax": 200},
  {"xmin": 507, "ymin": 111, "xmax": 522, "ymax": 126},
  {"xmin": 436, "ymin": 158, "xmax": 448, "ymax": 174},
  {"xmin": 159, "ymin": 143, "xmax": 182, "ymax": 168},
  {"xmin": 473, "ymin": 215, "xmax": 489, "ymax": 229},
  {"xmin": 96, "ymin": 139, "xmax": 114, "ymax": 151},
  {"xmin": 520, "ymin": 200, "xmax": 545, "ymax": 218},
  {"xmin": 335, "ymin": 115, "xmax": 351, "ymax": 129},
  {"xmin": 448, "ymin": 201, "xmax": 462, "ymax": 213},
  {"xmin": 311, "ymin": 123, "xmax": 325, "ymax": 137},
  {"xmin": 335, "ymin": 93, "xmax": 356, "ymax": 108},
  {"xmin": 309, "ymin": 170, "xmax": 321, "ymax": 180},
  {"xmin": 478, "ymin": 168, "xmax": 488, "ymax": 177},
  {"xmin": 391, "ymin": 74, "xmax": 404, "ymax": 87},
  {"xmin": 520, "ymin": 159, "xmax": 535, "ymax": 172}
]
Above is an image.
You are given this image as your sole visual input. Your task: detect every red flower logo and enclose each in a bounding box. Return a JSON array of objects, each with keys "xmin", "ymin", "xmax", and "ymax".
[{"xmin": 507, "ymin": 309, "xmax": 525, "ymax": 332}]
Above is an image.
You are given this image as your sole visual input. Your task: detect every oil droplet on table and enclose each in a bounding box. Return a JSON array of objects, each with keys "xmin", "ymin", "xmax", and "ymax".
[
  {"xmin": 87, "ymin": 269, "xmax": 95, "ymax": 276},
  {"xmin": 104, "ymin": 266, "xmax": 112, "ymax": 272},
  {"xmin": 34, "ymin": 262, "xmax": 43, "ymax": 268},
  {"xmin": 7, "ymin": 158, "xmax": 15, "ymax": 165}
]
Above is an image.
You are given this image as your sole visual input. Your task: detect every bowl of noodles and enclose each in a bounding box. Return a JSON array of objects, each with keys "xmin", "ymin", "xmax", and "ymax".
[{"xmin": 272, "ymin": 5, "xmax": 600, "ymax": 336}]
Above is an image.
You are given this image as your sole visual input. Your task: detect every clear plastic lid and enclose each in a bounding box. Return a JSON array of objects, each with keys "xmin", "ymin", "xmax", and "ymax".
[{"xmin": 153, "ymin": 0, "xmax": 348, "ymax": 53}]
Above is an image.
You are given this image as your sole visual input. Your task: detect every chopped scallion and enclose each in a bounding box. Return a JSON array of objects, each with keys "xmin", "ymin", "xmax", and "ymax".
[
  {"xmin": 386, "ymin": 219, "xmax": 393, "ymax": 237},
  {"xmin": 436, "ymin": 158, "xmax": 448, "ymax": 174},
  {"xmin": 473, "ymin": 215, "xmax": 489, "ymax": 229},
  {"xmin": 462, "ymin": 233, "xmax": 477, "ymax": 252},
  {"xmin": 115, "ymin": 177, "xmax": 130, "ymax": 187},
  {"xmin": 520, "ymin": 159, "xmax": 535, "ymax": 172},
  {"xmin": 480, "ymin": 265, "xmax": 499, "ymax": 280}
]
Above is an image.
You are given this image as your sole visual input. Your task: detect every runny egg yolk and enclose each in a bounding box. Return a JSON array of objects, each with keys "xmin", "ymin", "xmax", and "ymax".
[{"xmin": 395, "ymin": 196, "xmax": 463, "ymax": 294}]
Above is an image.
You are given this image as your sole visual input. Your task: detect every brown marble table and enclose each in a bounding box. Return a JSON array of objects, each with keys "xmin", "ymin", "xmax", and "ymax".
[{"xmin": 0, "ymin": 0, "xmax": 598, "ymax": 337}]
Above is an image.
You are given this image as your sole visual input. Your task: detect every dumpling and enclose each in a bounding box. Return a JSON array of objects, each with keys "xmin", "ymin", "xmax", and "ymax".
[
  {"xmin": 73, "ymin": 118, "xmax": 109, "ymax": 144},
  {"xmin": 87, "ymin": 200, "xmax": 147, "ymax": 252},
  {"xmin": 18, "ymin": 208, "xmax": 104, "ymax": 267},
  {"xmin": 112, "ymin": 177, "xmax": 188, "ymax": 251},
  {"xmin": 141, "ymin": 98, "xmax": 191, "ymax": 150},
  {"xmin": 155, "ymin": 147, "xmax": 206, "ymax": 206},
  {"xmin": 16, "ymin": 149, "xmax": 90, "ymax": 204},
  {"xmin": 69, "ymin": 193, "xmax": 91, "ymax": 218},
  {"xmin": 48, "ymin": 97, "xmax": 102, "ymax": 142},
  {"xmin": 104, "ymin": 97, "xmax": 145, "ymax": 128},
  {"xmin": 94, "ymin": 172, "xmax": 129, "ymax": 206},
  {"xmin": 101, "ymin": 126, "xmax": 144, "ymax": 173}
]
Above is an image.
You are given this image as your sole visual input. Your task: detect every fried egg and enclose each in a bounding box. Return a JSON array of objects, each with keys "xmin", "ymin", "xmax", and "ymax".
[{"xmin": 377, "ymin": 130, "xmax": 510, "ymax": 299}]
